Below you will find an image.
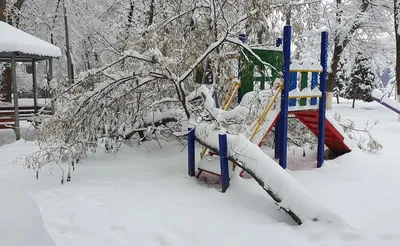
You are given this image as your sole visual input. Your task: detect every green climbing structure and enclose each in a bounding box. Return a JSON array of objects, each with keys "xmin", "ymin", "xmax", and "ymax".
[{"xmin": 240, "ymin": 47, "xmax": 283, "ymax": 96}]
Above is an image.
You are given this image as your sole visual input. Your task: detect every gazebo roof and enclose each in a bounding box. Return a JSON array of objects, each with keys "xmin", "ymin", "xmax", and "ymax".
[{"xmin": 0, "ymin": 21, "xmax": 62, "ymax": 62}]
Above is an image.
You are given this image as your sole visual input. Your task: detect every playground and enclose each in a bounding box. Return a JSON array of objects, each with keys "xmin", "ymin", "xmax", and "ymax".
[
  {"xmin": 0, "ymin": 98, "xmax": 399, "ymax": 246},
  {"xmin": 1, "ymin": 23, "xmax": 400, "ymax": 245}
]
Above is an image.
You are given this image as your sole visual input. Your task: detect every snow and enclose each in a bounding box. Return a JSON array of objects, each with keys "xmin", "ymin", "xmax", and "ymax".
[
  {"xmin": 248, "ymin": 108, "xmax": 280, "ymax": 145},
  {"xmin": 372, "ymin": 89, "xmax": 400, "ymax": 114},
  {"xmin": 198, "ymin": 154, "xmax": 235, "ymax": 176},
  {"xmin": 0, "ymin": 22, "xmax": 61, "ymax": 58},
  {"xmin": 290, "ymin": 59, "xmax": 323, "ymax": 72},
  {"xmin": 187, "ymin": 85, "xmax": 215, "ymax": 110},
  {"xmin": 0, "ymin": 178, "xmax": 55, "ymax": 246},
  {"xmin": 192, "ymin": 121, "xmax": 349, "ymax": 225},
  {"xmin": 1, "ymin": 100, "xmax": 400, "ymax": 245},
  {"xmin": 212, "ymin": 105, "xmax": 249, "ymax": 123}
]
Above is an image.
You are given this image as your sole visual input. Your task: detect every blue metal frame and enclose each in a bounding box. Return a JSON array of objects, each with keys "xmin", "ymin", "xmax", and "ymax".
[
  {"xmin": 188, "ymin": 128, "xmax": 196, "ymax": 176},
  {"xmin": 373, "ymin": 98, "xmax": 400, "ymax": 114},
  {"xmin": 279, "ymin": 26, "xmax": 292, "ymax": 169},
  {"xmin": 311, "ymin": 72, "xmax": 319, "ymax": 106},
  {"xmin": 317, "ymin": 32, "xmax": 329, "ymax": 168},
  {"xmin": 289, "ymin": 72, "xmax": 297, "ymax": 106},
  {"xmin": 219, "ymin": 133, "xmax": 230, "ymax": 192},
  {"xmin": 237, "ymin": 34, "xmax": 247, "ymax": 103},
  {"xmin": 274, "ymin": 38, "xmax": 283, "ymax": 160},
  {"xmin": 274, "ymin": 115, "xmax": 281, "ymax": 159}
]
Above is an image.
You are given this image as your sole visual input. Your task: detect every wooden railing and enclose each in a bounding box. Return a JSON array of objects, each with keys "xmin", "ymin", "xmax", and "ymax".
[{"xmin": 0, "ymin": 106, "xmax": 52, "ymax": 129}]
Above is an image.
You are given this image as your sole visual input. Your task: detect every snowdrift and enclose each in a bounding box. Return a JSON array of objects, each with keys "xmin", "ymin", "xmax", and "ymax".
[
  {"xmin": 0, "ymin": 180, "xmax": 55, "ymax": 246},
  {"xmin": 193, "ymin": 122, "xmax": 349, "ymax": 226}
]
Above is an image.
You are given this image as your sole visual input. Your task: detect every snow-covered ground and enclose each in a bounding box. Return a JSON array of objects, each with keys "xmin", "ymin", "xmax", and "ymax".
[{"xmin": 1, "ymin": 99, "xmax": 400, "ymax": 246}]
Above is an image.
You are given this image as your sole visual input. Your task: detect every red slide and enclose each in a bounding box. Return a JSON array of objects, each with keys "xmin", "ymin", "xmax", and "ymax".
[{"xmin": 291, "ymin": 110, "xmax": 351, "ymax": 155}]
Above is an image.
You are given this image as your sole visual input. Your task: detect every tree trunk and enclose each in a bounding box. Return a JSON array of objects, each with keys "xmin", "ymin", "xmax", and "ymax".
[
  {"xmin": 326, "ymin": 0, "xmax": 370, "ymax": 110},
  {"xmin": 0, "ymin": 66, "xmax": 12, "ymax": 102},
  {"xmin": 395, "ymin": 0, "xmax": 400, "ymax": 120},
  {"xmin": 147, "ymin": 0, "xmax": 155, "ymax": 26},
  {"xmin": 0, "ymin": 0, "xmax": 10, "ymax": 102},
  {"xmin": 63, "ymin": 0, "xmax": 74, "ymax": 84},
  {"xmin": 352, "ymin": 98, "xmax": 355, "ymax": 108}
]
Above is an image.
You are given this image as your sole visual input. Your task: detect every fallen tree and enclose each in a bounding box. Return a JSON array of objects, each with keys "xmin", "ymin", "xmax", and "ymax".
[{"xmin": 192, "ymin": 122, "xmax": 349, "ymax": 227}]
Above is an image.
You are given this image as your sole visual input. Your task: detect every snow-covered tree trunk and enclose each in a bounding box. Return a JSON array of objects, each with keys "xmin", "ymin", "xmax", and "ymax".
[
  {"xmin": 326, "ymin": 0, "xmax": 370, "ymax": 110},
  {"xmin": 395, "ymin": 0, "xmax": 400, "ymax": 121}
]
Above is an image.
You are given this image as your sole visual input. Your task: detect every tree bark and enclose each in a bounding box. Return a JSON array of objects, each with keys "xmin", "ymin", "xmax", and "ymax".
[
  {"xmin": 395, "ymin": 0, "xmax": 400, "ymax": 120},
  {"xmin": 326, "ymin": 0, "xmax": 370, "ymax": 110},
  {"xmin": 147, "ymin": 0, "xmax": 155, "ymax": 26},
  {"xmin": 63, "ymin": 0, "xmax": 74, "ymax": 84},
  {"xmin": 0, "ymin": 0, "xmax": 9, "ymax": 102}
]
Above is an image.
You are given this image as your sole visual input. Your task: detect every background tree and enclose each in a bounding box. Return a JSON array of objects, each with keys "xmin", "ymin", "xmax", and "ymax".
[
  {"xmin": 334, "ymin": 57, "xmax": 350, "ymax": 104},
  {"xmin": 346, "ymin": 52, "xmax": 376, "ymax": 108},
  {"xmin": 395, "ymin": 0, "xmax": 400, "ymax": 120}
]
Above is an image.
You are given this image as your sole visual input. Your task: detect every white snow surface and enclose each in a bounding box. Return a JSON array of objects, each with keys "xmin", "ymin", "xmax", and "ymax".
[
  {"xmin": 372, "ymin": 89, "xmax": 400, "ymax": 114},
  {"xmin": 0, "ymin": 178, "xmax": 55, "ymax": 246},
  {"xmin": 193, "ymin": 122, "xmax": 348, "ymax": 226},
  {"xmin": 290, "ymin": 59, "xmax": 322, "ymax": 71},
  {"xmin": 1, "ymin": 99, "xmax": 400, "ymax": 245},
  {"xmin": 0, "ymin": 22, "xmax": 61, "ymax": 58}
]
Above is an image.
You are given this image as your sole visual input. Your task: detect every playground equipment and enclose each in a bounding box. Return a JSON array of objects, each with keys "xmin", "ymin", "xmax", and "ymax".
[
  {"xmin": 372, "ymin": 89, "xmax": 400, "ymax": 114},
  {"xmin": 240, "ymin": 45, "xmax": 283, "ymax": 97},
  {"xmin": 190, "ymin": 25, "xmax": 352, "ymax": 190}
]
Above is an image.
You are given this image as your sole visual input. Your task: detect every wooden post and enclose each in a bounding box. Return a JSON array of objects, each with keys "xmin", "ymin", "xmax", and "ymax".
[
  {"xmin": 48, "ymin": 58, "xmax": 55, "ymax": 114},
  {"xmin": 32, "ymin": 59, "xmax": 38, "ymax": 113},
  {"xmin": 11, "ymin": 56, "xmax": 20, "ymax": 140}
]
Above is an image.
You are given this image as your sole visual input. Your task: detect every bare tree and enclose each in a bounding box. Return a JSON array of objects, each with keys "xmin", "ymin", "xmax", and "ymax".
[{"xmin": 395, "ymin": 0, "xmax": 400, "ymax": 120}]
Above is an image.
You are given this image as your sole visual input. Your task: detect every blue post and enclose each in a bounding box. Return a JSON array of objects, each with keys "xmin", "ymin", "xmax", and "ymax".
[
  {"xmin": 274, "ymin": 116, "xmax": 281, "ymax": 159},
  {"xmin": 188, "ymin": 128, "xmax": 196, "ymax": 176},
  {"xmin": 274, "ymin": 37, "xmax": 283, "ymax": 159},
  {"xmin": 311, "ymin": 72, "xmax": 319, "ymax": 106},
  {"xmin": 237, "ymin": 34, "xmax": 247, "ymax": 103},
  {"xmin": 279, "ymin": 26, "xmax": 292, "ymax": 169},
  {"xmin": 317, "ymin": 32, "xmax": 328, "ymax": 168},
  {"xmin": 289, "ymin": 72, "xmax": 297, "ymax": 106},
  {"xmin": 219, "ymin": 133, "xmax": 230, "ymax": 192}
]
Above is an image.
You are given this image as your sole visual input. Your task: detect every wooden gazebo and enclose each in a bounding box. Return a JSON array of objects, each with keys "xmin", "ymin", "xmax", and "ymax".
[{"xmin": 0, "ymin": 21, "xmax": 62, "ymax": 140}]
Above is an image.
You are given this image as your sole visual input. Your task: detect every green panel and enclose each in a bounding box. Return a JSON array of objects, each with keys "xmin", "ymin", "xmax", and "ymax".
[
  {"xmin": 240, "ymin": 47, "xmax": 283, "ymax": 96},
  {"xmin": 300, "ymin": 72, "xmax": 308, "ymax": 106},
  {"xmin": 240, "ymin": 59, "xmax": 254, "ymax": 96}
]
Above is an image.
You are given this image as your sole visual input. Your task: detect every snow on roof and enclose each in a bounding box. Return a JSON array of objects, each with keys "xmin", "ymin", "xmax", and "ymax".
[{"xmin": 0, "ymin": 22, "xmax": 62, "ymax": 58}]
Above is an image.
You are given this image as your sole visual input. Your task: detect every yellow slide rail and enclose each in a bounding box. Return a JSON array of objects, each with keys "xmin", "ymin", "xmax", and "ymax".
[
  {"xmin": 249, "ymin": 82, "xmax": 283, "ymax": 142},
  {"xmin": 221, "ymin": 80, "xmax": 241, "ymax": 110},
  {"xmin": 200, "ymin": 79, "xmax": 241, "ymax": 159},
  {"xmin": 200, "ymin": 80, "xmax": 282, "ymax": 159}
]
